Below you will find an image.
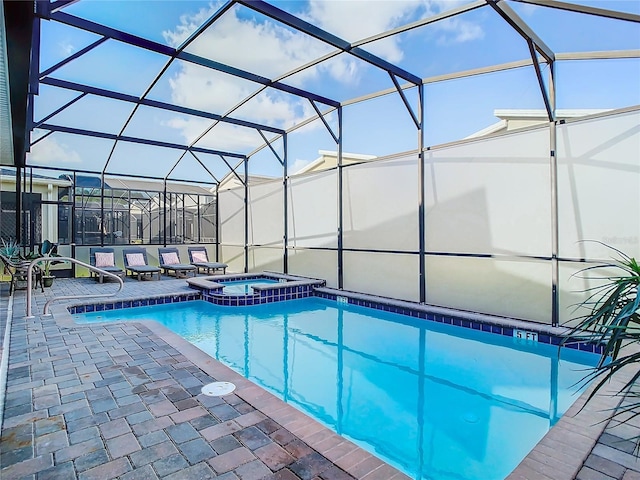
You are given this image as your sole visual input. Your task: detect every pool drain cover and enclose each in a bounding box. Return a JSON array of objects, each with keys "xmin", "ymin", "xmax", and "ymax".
[{"xmin": 202, "ymin": 382, "xmax": 236, "ymax": 397}]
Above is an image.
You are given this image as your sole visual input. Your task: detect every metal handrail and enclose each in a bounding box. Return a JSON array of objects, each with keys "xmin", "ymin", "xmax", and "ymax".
[{"xmin": 26, "ymin": 257, "xmax": 124, "ymax": 317}]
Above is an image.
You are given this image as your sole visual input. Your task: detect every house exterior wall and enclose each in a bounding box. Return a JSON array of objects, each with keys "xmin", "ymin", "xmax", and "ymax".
[{"xmin": 0, "ymin": 176, "xmax": 65, "ymax": 243}]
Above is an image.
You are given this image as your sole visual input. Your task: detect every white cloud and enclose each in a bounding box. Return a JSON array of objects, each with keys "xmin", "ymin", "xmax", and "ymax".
[
  {"xmin": 28, "ymin": 137, "xmax": 82, "ymax": 164},
  {"xmin": 168, "ymin": 65, "xmax": 254, "ymax": 115},
  {"xmin": 161, "ymin": 1, "xmax": 483, "ymax": 151},
  {"xmin": 306, "ymin": 0, "xmax": 420, "ymax": 62},
  {"xmin": 306, "ymin": 1, "xmax": 483, "ymax": 57},
  {"xmin": 435, "ymin": 17, "xmax": 484, "ymax": 45},
  {"xmin": 162, "ymin": 3, "xmax": 332, "ymax": 138},
  {"xmin": 59, "ymin": 39, "xmax": 75, "ymax": 57},
  {"xmin": 164, "ymin": 3, "xmax": 333, "ymax": 82},
  {"xmin": 290, "ymin": 157, "xmax": 314, "ymax": 174},
  {"xmin": 165, "ymin": 117, "xmax": 263, "ymax": 152}
]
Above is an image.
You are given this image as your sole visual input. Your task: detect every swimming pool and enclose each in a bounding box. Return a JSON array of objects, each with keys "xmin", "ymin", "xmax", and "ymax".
[{"xmin": 75, "ymin": 298, "xmax": 598, "ymax": 480}]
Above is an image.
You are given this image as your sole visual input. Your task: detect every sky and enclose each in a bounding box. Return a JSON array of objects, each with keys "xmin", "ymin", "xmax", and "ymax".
[{"xmin": 28, "ymin": 0, "xmax": 640, "ymax": 181}]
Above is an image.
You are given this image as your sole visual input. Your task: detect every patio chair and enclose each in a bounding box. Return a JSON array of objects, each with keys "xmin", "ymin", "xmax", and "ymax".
[
  {"xmin": 187, "ymin": 247, "xmax": 228, "ymax": 275},
  {"xmin": 158, "ymin": 247, "xmax": 196, "ymax": 278},
  {"xmin": 122, "ymin": 247, "xmax": 161, "ymax": 281},
  {"xmin": 0, "ymin": 252, "xmax": 43, "ymax": 294},
  {"xmin": 89, "ymin": 247, "xmax": 125, "ymax": 283}
]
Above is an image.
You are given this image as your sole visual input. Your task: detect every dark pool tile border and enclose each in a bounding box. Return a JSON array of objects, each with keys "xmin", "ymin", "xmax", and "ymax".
[
  {"xmin": 314, "ymin": 288, "xmax": 604, "ymax": 355},
  {"xmin": 202, "ymin": 283, "xmax": 319, "ymax": 306},
  {"xmin": 67, "ymin": 292, "xmax": 200, "ymax": 314},
  {"xmin": 189, "ymin": 273, "xmax": 325, "ymax": 306},
  {"xmin": 65, "ymin": 281, "xmax": 601, "ymax": 355}
]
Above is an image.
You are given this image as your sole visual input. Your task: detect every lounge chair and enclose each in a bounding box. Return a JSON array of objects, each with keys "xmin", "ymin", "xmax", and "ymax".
[
  {"xmin": 122, "ymin": 247, "xmax": 161, "ymax": 281},
  {"xmin": 158, "ymin": 247, "xmax": 196, "ymax": 278},
  {"xmin": 187, "ymin": 247, "xmax": 228, "ymax": 275},
  {"xmin": 89, "ymin": 247, "xmax": 125, "ymax": 283},
  {"xmin": 0, "ymin": 252, "xmax": 43, "ymax": 294}
]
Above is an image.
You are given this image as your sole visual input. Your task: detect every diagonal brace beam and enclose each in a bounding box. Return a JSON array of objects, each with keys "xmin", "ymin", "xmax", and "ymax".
[
  {"xmin": 218, "ymin": 154, "xmax": 246, "ymax": 185},
  {"xmin": 527, "ymin": 39, "xmax": 553, "ymax": 121},
  {"xmin": 39, "ymin": 37, "xmax": 109, "ymax": 79},
  {"xmin": 189, "ymin": 151, "xmax": 221, "ymax": 183},
  {"xmin": 389, "ymin": 73, "xmax": 420, "ymax": 129},
  {"xmin": 33, "ymin": 92, "xmax": 87, "ymax": 128},
  {"xmin": 257, "ymin": 130, "xmax": 284, "ymax": 166},
  {"xmin": 309, "ymin": 100, "xmax": 338, "ymax": 144},
  {"xmin": 486, "ymin": 0, "xmax": 555, "ymax": 64}
]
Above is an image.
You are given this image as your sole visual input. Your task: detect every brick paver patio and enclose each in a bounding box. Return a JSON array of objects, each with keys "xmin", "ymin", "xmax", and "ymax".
[
  {"xmin": 1, "ymin": 277, "xmax": 408, "ymax": 480},
  {"xmin": 1, "ymin": 275, "xmax": 639, "ymax": 479}
]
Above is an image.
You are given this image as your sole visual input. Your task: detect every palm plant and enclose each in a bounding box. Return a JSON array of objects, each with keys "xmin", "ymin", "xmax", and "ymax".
[
  {"xmin": 0, "ymin": 237, "xmax": 21, "ymax": 260},
  {"xmin": 39, "ymin": 240, "xmax": 61, "ymax": 286},
  {"xmin": 563, "ymin": 242, "xmax": 640, "ymax": 446}
]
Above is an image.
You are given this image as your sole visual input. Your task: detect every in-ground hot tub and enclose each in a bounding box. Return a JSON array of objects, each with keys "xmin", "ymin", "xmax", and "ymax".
[{"xmin": 186, "ymin": 272, "xmax": 325, "ymax": 306}]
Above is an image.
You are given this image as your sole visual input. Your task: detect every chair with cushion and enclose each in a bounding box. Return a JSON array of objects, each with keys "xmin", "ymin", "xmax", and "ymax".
[
  {"xmin": 89, "ymin": 247, "xmax": 125, "ymax": 283},
  {"xmin": 187, "ymin": 247, "xmax": 228, "ymax": 275},
  {"xmin": 122, "ymin": 247, "xmax": 161, "ymax": 281},
  {"xmin": 0, "ymin": 252, "xmax": 43, "ymax": 294},
  {"xmin": 158, "ymin": 247, "xmax": 196, "ymax": 278}
]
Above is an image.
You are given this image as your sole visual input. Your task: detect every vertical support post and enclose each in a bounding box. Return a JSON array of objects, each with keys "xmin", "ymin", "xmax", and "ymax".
[
  {"xmin": 28, "ymin": 168, "xmax": 34, "ymax": 249},
  {"xmin": 28, "ymin": 2, "xmax": 42, "ymax": 161},
  {"xmin": 215, "ymin": 185, "xmax": 220, "ymax": 262},
  {"xmin": 15, "ymin": 167, "xmax": 22, "ymax": 245},
  {"xmin": 197, "ymin": 194, "xmax": 201, "ymax": 244},
  {"xmin": 181, "ymin": 194, "xmax": 185, "ymax": 244},
  {"xmin": 337, "ymin": 107, "xmax": 344, "ymax": 289},
  {"xmin": 29, "ymin": 6, "xmax": 41, "ymax": 96},
  {"xmin": 163, "ymin": 180, "xmax": 167, "ymax": 246},
  {"xmin": 100, "ymin": 172, "xmax": 105, "ymax": 246},
  {"xmin": 548, "ymin": 63, "xmax": 559, "ymax": 326},
  {"xmin": 168, "ymin": 191, "xmax": 173, "ymax": 244},
  {"xmin": 244, "ymin": 157, "xmax": 249, "ymax": 273},
  {"xmin": 283, "ymin": 134, "xmax": 289, "ymax": 274},
  {"xmin": 71, "ymin": 171, "xmax": 77, "ymax": 250},
  {"xmin": 127, "ymin": 190, "xmax": 131, "ymax": 244},
  {"xmin": 110, "ymin": 187, "xmax": 114, "ymax": 246},
  {"xmin": 418, "ymin": 85, "xmax": 426, "ymax": 303}
]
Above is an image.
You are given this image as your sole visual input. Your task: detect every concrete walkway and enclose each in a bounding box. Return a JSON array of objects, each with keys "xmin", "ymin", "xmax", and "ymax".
[{"xmin": 1, "ymin": 276, "xmax": 639, "ymax": 479}]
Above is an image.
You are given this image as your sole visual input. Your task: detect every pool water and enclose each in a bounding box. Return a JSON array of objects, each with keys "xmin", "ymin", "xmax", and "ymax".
[
  {"xmin": 220, "ymin": 279, "xmax": 279, "ymax": 295},
  {"xmin": 75, "ymin": 298, "xmax": 598, "ymax": 480}
]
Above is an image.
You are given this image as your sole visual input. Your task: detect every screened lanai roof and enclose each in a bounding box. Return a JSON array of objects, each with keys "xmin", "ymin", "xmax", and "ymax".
[
  {"xmin": 2, "ymin": 0, "xmax": 639, "ymax": 185},
  {"xmin": 69, "ymin": 174, "xmax": 214, "ymax": 194}
]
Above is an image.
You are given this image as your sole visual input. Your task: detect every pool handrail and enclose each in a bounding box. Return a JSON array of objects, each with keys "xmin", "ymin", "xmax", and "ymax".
[{"xmin": 26, "ymin": 256, "xmax": 124, "ymax": 317}]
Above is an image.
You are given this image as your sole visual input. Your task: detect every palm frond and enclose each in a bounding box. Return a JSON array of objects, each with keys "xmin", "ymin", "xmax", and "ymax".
[{"xmin": 563, "ymin": 242, "xmax": 640, "ymax": 431}]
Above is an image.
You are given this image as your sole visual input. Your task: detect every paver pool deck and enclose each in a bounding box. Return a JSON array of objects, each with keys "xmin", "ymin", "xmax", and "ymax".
[{"xmin": 1, "ymin": 276, "xmax": 639, "ymax": 479}]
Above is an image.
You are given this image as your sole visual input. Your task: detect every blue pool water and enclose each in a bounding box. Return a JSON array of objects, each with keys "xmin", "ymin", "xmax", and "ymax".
[
  {"xmin": 75, "ymin": 298, "xmax": 598, "ymax": 480},
  {"xmin": 220, "ymin": 279, "xmax": 279, "ymax": 295}
]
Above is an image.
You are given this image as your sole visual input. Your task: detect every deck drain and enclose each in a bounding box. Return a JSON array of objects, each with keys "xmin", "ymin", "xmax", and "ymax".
[{"xmin": 201, "ymin": 382, "xmax": 236, "ymax": 397}]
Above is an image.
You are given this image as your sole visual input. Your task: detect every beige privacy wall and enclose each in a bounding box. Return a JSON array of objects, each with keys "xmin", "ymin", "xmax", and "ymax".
[
  {"xmin": 557, "ymin": 109, "xmax": 640, "ymax": 324},
  {"xmin": 342, "ymin": 157, "xmax": 419, "ymax": 301},
  {"xmin": 557, "ymin": 110, "xmax": 640, "ymax": 260},
  {"xmin": 218, "ymin": 108, "xmax": 639, "ymax": 325},
  {"xmin": 287, "ymin": 171, "xmax": 339, "ymax": 285},
  {"xmin": 218, "ymin": 187, "xmax": 245, "ymax": 273},
  {"xmin": 423, "ymin": 127, "xmax": 552, "ymax": 323}
]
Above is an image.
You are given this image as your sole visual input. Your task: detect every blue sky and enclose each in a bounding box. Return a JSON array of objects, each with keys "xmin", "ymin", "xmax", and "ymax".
[{"xmin": 29, "ymin": 0, "xmax": 640, "ymax": 181}]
